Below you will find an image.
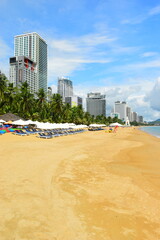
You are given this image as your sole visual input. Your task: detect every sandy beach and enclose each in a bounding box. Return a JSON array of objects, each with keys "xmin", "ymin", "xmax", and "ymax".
[{"xmin": 0, "ymin": 127, "xmax": 160, "ymax": 240}]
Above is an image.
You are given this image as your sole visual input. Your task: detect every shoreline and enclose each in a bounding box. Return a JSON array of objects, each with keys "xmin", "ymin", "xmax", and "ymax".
[
  {"xmin": 0, "ymin": 127, "xmax": 160, "ymax": 239},
  {"xmin": 139, "ymin": 125, "xmax": 160, "ymax": 139}
]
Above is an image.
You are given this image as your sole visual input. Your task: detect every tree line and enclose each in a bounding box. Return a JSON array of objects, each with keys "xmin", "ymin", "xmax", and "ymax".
[{"xmin": 0, "ymin": 72, "xmax": 123, "ymax": 125}]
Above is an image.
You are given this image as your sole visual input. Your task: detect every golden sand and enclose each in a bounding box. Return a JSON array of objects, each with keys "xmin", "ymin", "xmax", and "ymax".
[{"xmin": 0, "ymin": 127, "xmax": 160, "ymax": 240}]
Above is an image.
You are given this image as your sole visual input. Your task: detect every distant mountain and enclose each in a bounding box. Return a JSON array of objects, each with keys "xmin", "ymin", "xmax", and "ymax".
[{"xmin": 149, "ymin": 119, "xmax": 160, "ymax": 125}]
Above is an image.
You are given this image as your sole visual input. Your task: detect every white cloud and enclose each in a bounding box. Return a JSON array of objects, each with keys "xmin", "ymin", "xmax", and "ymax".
[
  {"xmin": 141, "ymin": 52, "xmax": 158, "ymax": 58},
  {"xmin": 49, "ymin": 40, "xmax": 79, "ymax": 53},
  {"xmin": 111, "ymin": 59, "xmax": 160, "ymax": 73},
  {"xmin": 74, "ymin": 80, "xmax": 160, "ymax": 121},
  {"xmin": 135, "ymin": 60, "xmax": 160, "ymax": 69},
  {"xmin": 107, "ymin": 42, "xmax": 140, "ymax": 55},
  {"xmin": 47, "ymin": 33, "xmax": 114, "ymax": 84},
  {"xmin": 0, "ymin": 38, "xmax": 12, "ymax": 77},
  {"xmin": 149, "ymin": 5, "xmax": 160, "ymax": 16},
  {"xmin": 50, "ymin": 75, "xmax": 159, "ymax": 121},
  {"xmin": 50, "ymin": 84, "xmax": 57, "ymax": 94},
  {"xmin": 121, "ymin": 4, "xmax": 160, "ymax": 25},
  {"xmin": 0, "ymin": 39, "xmax": 11, "ymax": 59},
  {"xmin": 80, "ymin": 33, "xmax": 116, "ymax": 46},
  {"xmin": 127, "ymin": 59, "xmax": 160, "ymax": 69},
  {"xmin": 146, "ymin": 78, "xmax": 160, "ymax": 111},
  {"xmin": 121, "ymin": 15, "xmax": 147, "ymax": 25}
]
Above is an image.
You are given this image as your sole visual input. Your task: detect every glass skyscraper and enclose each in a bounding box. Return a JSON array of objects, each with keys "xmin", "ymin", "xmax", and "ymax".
[{"xmin": 14, "ymin": 32, "xmax": 47, "ymax": 93}]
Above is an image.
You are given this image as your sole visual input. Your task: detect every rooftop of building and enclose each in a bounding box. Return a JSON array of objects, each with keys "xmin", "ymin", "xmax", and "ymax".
[
  {"xmin": 115, "ymin": 101, "xmax": 126, "ymax": 104},
  {"xmin": 14, "ymin": 32, "xmax": 47, "ymax": 44},
  {"xmin": 58, "ymin": 77, "xmax": 72, "ymax": 81},
  {"xmin": 87, "ymin": 92, "xmax": 106, "ymax": 98}
]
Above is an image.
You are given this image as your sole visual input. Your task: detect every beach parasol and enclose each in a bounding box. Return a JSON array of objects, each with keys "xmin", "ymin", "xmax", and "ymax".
[
  {"xmin": 89, "ymin": 124, "xmax": 106, "ymax": 127},
  {"xmin": 5, "ymin": 121, "xmax": 12, "ymax": 124},
  {"xmin": 12, "ymin": 119, "xmax": 28, "ymax": 125},
  {"xmin": 109, "ymin": 122, "xmax": 123, "ymax": 127},
  {"xmin": 25, "ymin": 120, "xmax": 36, "ymax": 125},
  {"xmin": 0, "ymin": 119, "xmax": 6, "ymax": 123}
]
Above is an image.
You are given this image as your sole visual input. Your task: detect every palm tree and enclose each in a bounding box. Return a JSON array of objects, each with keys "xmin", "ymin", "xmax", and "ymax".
[
  {"xmin": 18, "ymin": 82, "xmax": 35, "ymax": 118},
  {"xmin": 83, "ymin": 112, "xmax": 91, "ymax": 125},
  {"xmin": 35, "ymin": 88, "xmax": 47, "ymax": 121},
  {"xmin": 62, "ymin": 103, "xmax": 71, "ymax": 122},
  {"xmin": 69, "ymin": 106, "xmax": 83, "ymax": 124},
  {"xmin": 36, "ymin": 88, "xmax": 46, "ymax": 107},
  {"xmin": 49, "ymin": 94, "xmax": 63, "ymax": 122},
  {"xmin": 3, "ymin": 83, "xmax": 18, "ymax": 112},
  {"xmin": 0, "ymin": 72, "xmax": 7, "ymax": 99},
  {"xmin": 0, "ymin": 72, "xmax": 8, "ymax": 114}
]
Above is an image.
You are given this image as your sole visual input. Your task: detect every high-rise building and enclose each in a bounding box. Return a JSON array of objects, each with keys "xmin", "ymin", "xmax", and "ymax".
[
  {"xmin": 112, "ymin": 101, "xmax": 144, "ymax": 123},
  {"xmin": 138, "ymin": 116, "xmax": 143, "ymax": 123},
  {"xmin": 86, "ymin": 93, "xmax": 106, "ymax": 117},
  {"xmin": 58, "ymin": 77, "xmax": 73, "ymax": 101},
  {"xmin": 65, "ymin": 96, "xmax": 82, "ymax": 107},
  {"xmin": 126, "ymin": 106, "xmax": 132, "ymax": 121},
  {"xmin": 13, "ymin": 32, "xmax": 47, "ymax": 93},
  {"xmin": 9, "ymin": 56, "xmax": 37, "ymax": 92},
  {"xmin": 47, "ymin": 87, "xmax": 52, "ymax": 101},
  {"xmin": 132, "ymin": 112, "xmax": 138, "ymax": 122},
  {"xmin": 114, "ymin": 101, "xmax": 127, "ymax": 122},
  {"xmin": 48, "ymin": 86, "xmax": 52, "ymax": 94}
]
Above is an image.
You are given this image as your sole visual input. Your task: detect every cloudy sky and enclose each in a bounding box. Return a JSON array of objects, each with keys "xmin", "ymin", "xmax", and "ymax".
[{"xmin": 1, "ymin": 0, "xmax": 160, "ymax": 121}]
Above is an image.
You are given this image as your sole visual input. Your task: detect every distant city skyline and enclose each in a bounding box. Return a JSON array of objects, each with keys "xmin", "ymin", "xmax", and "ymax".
[
  {"xmin": 112, "ymin": 101, "xmax": 143, "ymax": 123},
  {"xmin": 0, "ymin": 0, "xmax": 160, "ymax": 120}
]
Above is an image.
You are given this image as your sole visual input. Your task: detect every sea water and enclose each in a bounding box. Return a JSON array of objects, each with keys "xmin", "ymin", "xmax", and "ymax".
[{"xmin": 140, "ymin": 126, "xmax": 160, "ymax": 138}]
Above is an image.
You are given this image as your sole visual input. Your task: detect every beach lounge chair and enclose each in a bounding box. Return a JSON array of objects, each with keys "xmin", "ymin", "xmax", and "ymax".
[
  {"xmin": 37, "ymin": 132, "xmax": 53, "ymax": 139},
  {"xmin": 13, "ymin": 132, "xmax": 28, "ymax": 136},
  {"xmin": 13, "ymin": 129, "xmax": 29, "ymax": 136},
  {"xmin": 26, "ymin": 129, "xmax": 36, "ymax": 134}
]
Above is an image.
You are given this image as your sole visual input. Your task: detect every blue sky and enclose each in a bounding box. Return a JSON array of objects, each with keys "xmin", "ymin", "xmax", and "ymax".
[{"xmin": 1, "ymin": 0, "xmax": 160, "ymax": 121}]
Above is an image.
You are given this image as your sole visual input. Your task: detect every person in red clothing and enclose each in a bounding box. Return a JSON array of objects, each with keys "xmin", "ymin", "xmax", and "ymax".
[{"xmin": 113, "ymin": 126, "xmax": 118, "ymax": 133}]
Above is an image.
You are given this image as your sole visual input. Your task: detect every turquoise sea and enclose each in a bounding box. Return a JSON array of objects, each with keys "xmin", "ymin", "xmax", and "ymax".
[{"xmin": 140, "ymin": 126, "xmax": 160, "ymax": 138}]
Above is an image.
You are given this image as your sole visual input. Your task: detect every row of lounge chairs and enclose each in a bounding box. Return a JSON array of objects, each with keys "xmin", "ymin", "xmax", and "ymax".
[
  {"xmin": 37, "ymin": 128, "xmax": 85, "ymax": 139},
  {"xmin": 13, "ymin": 129, "xmax": 30, "ymax": 136},
  {"xmin": 12, "ymin": 128, "xmax": 43, "ymax": 136},
  {"xmin": 88, "ymin": 127, "xmax": 104, "ymax": 131},
  {"xmin": 11, "ymin": 128, "xmax": 85, "ymax": 138}
]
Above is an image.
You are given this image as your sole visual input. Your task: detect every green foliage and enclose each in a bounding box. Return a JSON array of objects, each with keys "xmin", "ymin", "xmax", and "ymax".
[
  {"xmin": 0, "ymin": 72, "xmax": 125, "ymax": 125},
  {"xmin": 130, "ymin": 121, "xmax": 147, "ymax": 126}
]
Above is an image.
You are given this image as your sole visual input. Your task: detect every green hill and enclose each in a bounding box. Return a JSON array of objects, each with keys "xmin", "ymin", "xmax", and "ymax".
[{"xmin": 149, "ymin": 119, "xmax": 160, "ymax": 125}]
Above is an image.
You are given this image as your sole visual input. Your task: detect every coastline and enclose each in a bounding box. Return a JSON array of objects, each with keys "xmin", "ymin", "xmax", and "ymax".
[
  {"xmin": 0, "ymin": 127, "xmax": 160, "ymax": 240},
  {"xmin": 139, "ymin": 125, "xmax": 160, "ymax": 138}
]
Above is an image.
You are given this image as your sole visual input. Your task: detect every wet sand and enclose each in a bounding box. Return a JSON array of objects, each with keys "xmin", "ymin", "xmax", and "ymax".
[{"xmin": 0, "ymin": 127, "xmax": 160, "ymax": 240}]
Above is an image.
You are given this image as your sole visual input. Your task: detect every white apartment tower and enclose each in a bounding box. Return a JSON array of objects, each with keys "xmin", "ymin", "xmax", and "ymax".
[
  {"xmin": 114, "ymin": 101, "xmax": 127, "ymax": 122},
  {"xmin": 9, "ymin": 56, "xmax": 37, "ymax": 93},
  {"xmin": 14, "ymin": 32, "xmax": 47, "ymax": 93},
  {"xmin": 132, "ymin": 112, "xmax": 138, "ymax": 122},
  {"xmin": 86, "ymin": 93, "xmax": 106, "ymax": 117},
  {"xmin": 126, "ymin": 106, "xmax": 132, "ymax": 121},
  {"xmin": 58, "ymin": 77, "xmax": 73, "ymax": 102},
  {"xmin": 113, "ymin": 101, "xmax": 144, "ymax": 123},
  {"xmin": 65, "ymin": 96, "xmax": 82, "ymax": 107}
]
